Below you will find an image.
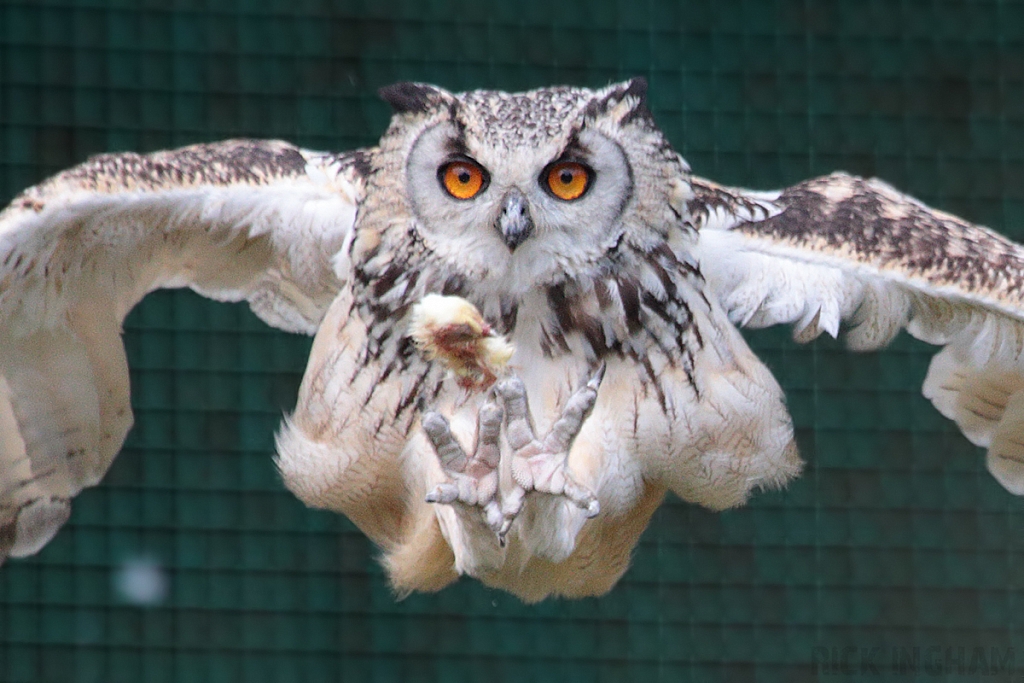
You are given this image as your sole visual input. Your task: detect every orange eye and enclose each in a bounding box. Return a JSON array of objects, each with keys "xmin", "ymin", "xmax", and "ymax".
[
  {"xmin": 545, "ymin": 161, "xmax": 590, "ymax": 201},
  {"xmin": 440, "ymin": 160, "xmax": 487, "ymax": 200}
]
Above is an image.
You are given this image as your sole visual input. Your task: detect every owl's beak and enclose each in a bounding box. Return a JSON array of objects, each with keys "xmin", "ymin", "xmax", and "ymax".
[{"xmin": 497, "ymin": 190, "xmax": 533, "ymax": 251}]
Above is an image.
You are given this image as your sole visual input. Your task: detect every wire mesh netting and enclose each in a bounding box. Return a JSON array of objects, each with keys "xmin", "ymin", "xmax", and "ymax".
[{"xmin": 2, "ymin": 1, "xmax": 1024, "ymax": 681}]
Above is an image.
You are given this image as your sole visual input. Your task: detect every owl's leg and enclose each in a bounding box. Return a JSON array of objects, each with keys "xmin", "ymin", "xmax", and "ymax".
[
  {"xmin": 422, "ymin": 399, "xmax": 504, "ymax": 534},
  {"xmin": 495, "ymin": 366, "xmax": 605, "ymax": 538}
]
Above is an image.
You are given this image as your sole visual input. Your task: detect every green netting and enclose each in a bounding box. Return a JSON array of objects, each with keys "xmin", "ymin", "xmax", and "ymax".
[{"xmin": 3, "ymin": 1, "xmax": 1024, "ymax": 681}]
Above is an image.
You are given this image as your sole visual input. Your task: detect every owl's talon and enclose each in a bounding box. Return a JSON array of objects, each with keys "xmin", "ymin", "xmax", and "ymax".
[
  {"xmin": 422, "ymin": 402, "xmax": 503, "ymax": 530},
  {"xmin": 495, "ymin": 365, "xmax": 605, "ymax": 526},
  {"xmin": 497, "ymin": 489, "xmax": 525, "ymax": 540}
]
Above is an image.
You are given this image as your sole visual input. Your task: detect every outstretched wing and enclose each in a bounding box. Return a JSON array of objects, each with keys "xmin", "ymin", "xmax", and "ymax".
[
  {"xmin": 691, "ymin": 172, "xmax": 1024, "ymax": 495},
  {"xmin": 0, "ymin": 139, "xmax": 365, "ymax": 561}
]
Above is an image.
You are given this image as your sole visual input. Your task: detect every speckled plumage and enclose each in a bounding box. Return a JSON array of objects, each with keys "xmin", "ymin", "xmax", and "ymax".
[
  {"xmin": 693, "ymin": 173, "xmax": 1024, "ymax": 310},
  {"xmin": 5, "ymin": 80, "xmax": 1024, "ymax": 601}
]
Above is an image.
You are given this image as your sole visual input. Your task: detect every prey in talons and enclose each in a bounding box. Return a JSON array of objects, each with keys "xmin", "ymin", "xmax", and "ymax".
[{"xmin": 409, "ymin": 294, "xmax": 514, "ymax": 391}]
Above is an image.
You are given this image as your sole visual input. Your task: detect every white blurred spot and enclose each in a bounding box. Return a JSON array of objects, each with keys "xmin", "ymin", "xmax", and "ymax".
[{"xmin": 114, "ymin": 556, "xmax": 169, "ymax": 606}]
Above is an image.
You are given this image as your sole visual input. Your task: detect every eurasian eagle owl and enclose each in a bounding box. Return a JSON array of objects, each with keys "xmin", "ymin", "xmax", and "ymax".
[{"xmin": 3, "ymin": 79, "xmax": 1024, "ymax": 602}]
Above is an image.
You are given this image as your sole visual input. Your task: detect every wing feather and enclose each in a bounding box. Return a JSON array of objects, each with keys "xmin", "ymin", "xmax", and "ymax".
[
  {"xmin": 692, "ymin": 172, "xmax": 1024, "ymax": 495},
  {"xmin": 0, "ymin": 139, "xmax": 365, "ymax": 560}
]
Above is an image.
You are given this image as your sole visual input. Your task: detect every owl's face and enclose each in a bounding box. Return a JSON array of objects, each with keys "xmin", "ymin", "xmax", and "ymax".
[{"xmin": 363, "ymin": 80, "xmax": 686, "ymax": 298}]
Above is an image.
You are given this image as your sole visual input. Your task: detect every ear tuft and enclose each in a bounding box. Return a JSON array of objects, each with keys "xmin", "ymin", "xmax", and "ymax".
[
  {"xmin": 378, "ymin": 82, "xmax": 451, "ymax": 116},
  {"xmin": 587, "ymin": 77, "xmax": 652, "ymax": 124},
  {"xmin": 621, "ymin": 77, "xmax": 648, "ymax": 104}
]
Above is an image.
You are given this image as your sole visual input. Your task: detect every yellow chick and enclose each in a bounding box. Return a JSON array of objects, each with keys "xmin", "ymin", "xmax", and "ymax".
[{"xmin": 409, "ymin": 294, "xmax": 514, "ymax": 391}]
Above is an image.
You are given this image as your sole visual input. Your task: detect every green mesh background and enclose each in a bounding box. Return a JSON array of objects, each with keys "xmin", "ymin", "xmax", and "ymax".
[{"xmin": 3, "ymin": 1, "xmax": 1024, "ymax": 681}]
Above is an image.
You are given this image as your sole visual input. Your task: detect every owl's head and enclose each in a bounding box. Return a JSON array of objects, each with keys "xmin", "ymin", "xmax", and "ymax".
[{"xmin": 361, "ymin": 80, "xmax": 688, "ymax": 296}]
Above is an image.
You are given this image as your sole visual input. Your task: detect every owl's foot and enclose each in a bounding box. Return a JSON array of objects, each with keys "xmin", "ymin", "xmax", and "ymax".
[
  {"xmin": 422, "ymin": 399, "xmax": 504, "ymax": 533},
  {"xmin": 495, "ymin": 365, "xmax": 605, "ymax": 539}
]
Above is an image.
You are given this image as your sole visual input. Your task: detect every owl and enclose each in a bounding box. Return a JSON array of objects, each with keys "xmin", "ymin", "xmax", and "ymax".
[{"xmin": 4, "ymin": 79, "xmax": 1024, "ymax": 602}]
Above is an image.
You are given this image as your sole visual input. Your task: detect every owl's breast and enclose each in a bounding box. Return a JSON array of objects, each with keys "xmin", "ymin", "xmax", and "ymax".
[{"xmin": 499, "ymin": 277, "xmax": 799, "ymax": 514}]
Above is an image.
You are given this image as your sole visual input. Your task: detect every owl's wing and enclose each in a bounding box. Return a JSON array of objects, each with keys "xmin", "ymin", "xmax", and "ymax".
[
  {"xmin": 691, "ymin": 171, "xmax": 1024, "ymax": 495},
  {"xmin": 0, "ymin": 139, "xmax": 364, "ymax": 561}
]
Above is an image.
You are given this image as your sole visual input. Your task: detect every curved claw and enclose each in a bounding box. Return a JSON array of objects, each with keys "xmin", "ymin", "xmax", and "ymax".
[
  {"xmin": 497, "ymin": 488, "xmax": 526, "ymax": 540},
  {"xmin": 561, "ymin": 476, "xmax": 601, "ymax": 518},
  {"xmin": 425, "ymin": 481, "xmax": 459, "ymax": 505}
]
